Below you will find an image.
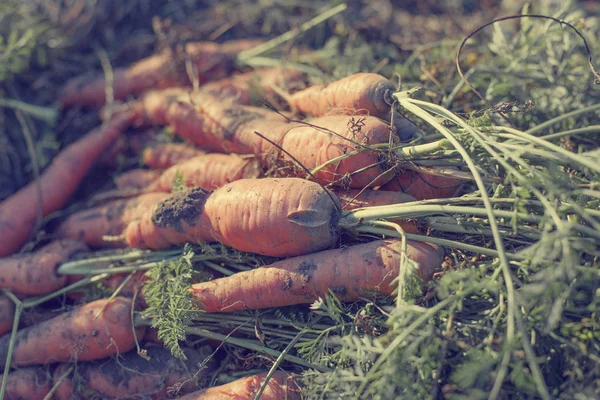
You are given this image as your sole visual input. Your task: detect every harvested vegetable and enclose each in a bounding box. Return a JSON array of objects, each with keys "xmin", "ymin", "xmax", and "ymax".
[
  {"xmin": 382, "ymin": 167, "xmax": 465, "ymax": 200},
  {"xmin": 0, "ymin": 367, "xmax": 52, "ymax": 400},
  {"xmin": 0, "ymin": 297, "xmax": 145, "ymax": 368},
  {"xmin": 190, "ymin": 239, "xmax": 442, "ymax": 312},
  {"xmin": 56, "ymin": 192, "xmax": 169, "ymax": 248},
  {"xmin": 0, "ymin": 240, "xmax": 88, "ymax": 296},
  {"xmin": 0, "ymin": 111, "xmax": 134, "ymax": 257},
  {"xmin": 0, "ymin": 296, "xmax": 15, "ymax": 337},
  {"xmin": 52, "ymin": 345, "xmax": 214, "ymax": 399},
  {"xmin": 142, "ymin": 143, "xmax": 206, "ymax": 170},
  {"xmin": 114, "ymin": 169, "xmax": 163, "ymax": 190},
  {"xmin": 177, "ymin": 371, "xmax": 301, "ymax": 400}
]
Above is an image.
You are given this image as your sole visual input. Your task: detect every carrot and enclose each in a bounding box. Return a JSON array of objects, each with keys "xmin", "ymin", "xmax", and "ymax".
[
  {"xmin": 0, "ymin": 111, "xmax": 134, "ymax": 257},
  {"xmin": 56, "ymin": 192, "xmax": 169, "ymax": 248},
  {"xmin": 59, "ymin": 39, "xmax": 262, "ymax": 106},
  {"xmin": 142, "ymin": 143, "xmax": 206, "ymax": 170},
  {"xmin": 0, "ymin": 296, "xmax": 15, "ymax": 337},
  {"xmin": 177, "ymin": 371, "xmax": 301, "ymax": 400},
  {"xmin": 334, "ymin": 189, "xmax": 419, "ymax": 234},
  {"xmin": 114, "ymin": 169, "xmax": 164, "ymax": 190},
  {"xmin": 124, "ymin": 177, "xmax": 341, "ymax": 257},
  {"xmin": 147, "ymin": 153, "xmax": 262, "ymax": 192},
  {"xmin": 52, "ymin": 345, "xmax": 214, "ymax": 400},
  {"xmin": 381, "ymin": 167, "xmax": 465, "ymax": 200},
  {"xmin": 289, "ymin": 73, "xmax": 396, "ymax": 119},
  {"xmin": 0, "ymin": 367, "xmax": 52, "ymax": 400},
  {"xmin": 190, "ymin": 239, "xmax": 442, "ymax": 313},
  {"xmin": 0, "ymin": 240, "xmax": 88, "ymax": 297},
  {"xmin": 99, "ymin": 128, "xmax": 162, "ymax": 169},
  {"xmin": 0, "ymin": 297, "xmax": 146, "ymax": 368},
  {"xmin": 131, "ymin": 87, "xmax": 189, "ymax": 126}
]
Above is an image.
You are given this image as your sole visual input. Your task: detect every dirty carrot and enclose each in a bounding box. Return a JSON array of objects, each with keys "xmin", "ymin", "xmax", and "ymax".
[
  {"xmin": 114, "ymin": 169, "xmax": 163, "ymax": 190},
  {"xmin": 0, "ymin": 240, "xmax": 88, "ymax": 296},
  {"xmin": 0, "ymin": 111, "xmax": 134, "ymax": 257},
  {"xmin": 147, "ymin": 153, "xmax": 262, "ymax": 192},
  {"xmin": 124, "ymin": 178, "xmax": 341, "ymax": 257},
  {"xmin": 56, "ymin": 192, "xmax": 169, "ymax": 248},
  {"xmin": 0, "ymin": 297, "xmax": 146, "ymax": 368},
  {"xmin": 190, "ymin": 239, "xmax": 443, "ymax": 312},
  {"xmin": 52, "ymin": 345, "xmax": 214, "ymax": 400},
  {"xmin": 142, "ymin": 142, "xmax": 205, "ymax": 170},
  {"xmin": 0, "ymin": 296, "xmax": 15, "ymax": 337},
  {"xmin": 381, "ymin": 167, "xmax": 465, "ymax": 200},
  {"xmin": 59, "ymin": 39, "xmax": 262, "ymax": 107},
  {"xmin": 0, "ymin": 367, "xmax": 52, "ymax": 400},
  {"xmin": 177, "ymin": 371, "xmax": 301, "ymax": 400}
]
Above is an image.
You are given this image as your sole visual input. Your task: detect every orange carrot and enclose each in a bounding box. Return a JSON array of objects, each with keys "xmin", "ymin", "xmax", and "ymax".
[
  {"xmin": 0, "ymin": 367, "xmax": 52, "ymax": 400},
  {"xmin": 0, "ymin": 111, "xmax": 134, "ymax": 257},
  {"xmin": 0, "ymin": 240, "xmax": 88, "ymax": 296},
  {"xmin": 0, "ymin": 297, "xmax": 146, "ymax": 368},
  {"xmin": 52, "ymin": 345, "xmax": 214, "ymax": 400},
  {"xmin": 178, "ymin": 371, "xmax": 301, "ymax": 400},
  {"xmin": 190, "ymin": 239, "xmax": 442, "ymax": 312},
  {"xmin": 114, "ymin": 169, "xmax": 163, "ymax": 190},
  {"xmin": 0, "ymin": 296, "xmax": 15, "ymax": 337},
  {"xmin": 124, "ymin": 178, "xmax": 341, "ymax": 257},
  {"xmin": 59, "ymin": 39, "xmax": 262, "ymax": 107},
  {"xmin": 56, "ymin": 192, "xmax": 169, "ymax": 248},
  {"xmin": 142, "ymin": 143, "xmax": 206, "ymax": 170},
  {"xmin": 147, "ymin": 153, "xmax": 261, "ymax": 192},
  {"xmin": 289, "ymin": 73, "xmax": 396, "ymax": 119},
  {"xmin": 381, "ymin": 167, "xmax": 465, "ymax": 200}
]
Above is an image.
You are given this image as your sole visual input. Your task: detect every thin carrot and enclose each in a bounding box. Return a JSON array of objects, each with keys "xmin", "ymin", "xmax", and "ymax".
[
  {"xmin": 177, "ymin": 371, "xmax": 301, "ymax": 400},
  {"xmin": 190, "ymin": 239, "xmax": 443, "ymax": 312},
  {"xmin": 52, "ymin": 345, "xmax": 215, "ymax": 400},
  {"xmin": 59, "ymin": 39, "xmax": 262, "ymax": 107},
  {"xmin": 0, "ymin": 297, "xmax": 146, "ymax": 368},
  {"xmin": 0, "ymin": 296, "xmax": 15, "ymax": 337},
  {"xmin": 114, "ymin": 169, "xmax": 163, "ymax": 190},
  {"xmin": 124, "ymin": 177, "xmax": 341, "ymax": 257},
  {"xmin": 0, "ymin": 240, "xmax": 88, "ymax": 296},
  {"xmin": 147, "ymin": 153, "xmax": 262, "ymax": 192},
  {"xmin": 56, "ymin": 192, "xmax": 169, "ymax": 248},
  {"xmin": 142, "ymin": 143, "xmax": 206, "ymax": 170},
  {"xmin": 0, "ymin": 111, "xmax": 134, "ymax": 257},
  {"xmin": 381, "ymin": 167, "xmax": 465, "ymax": 200},
  {"xmin": 0, "ymin": 367, "xmax": 52, "ymax": 400},
  {"xmin": 289, "ymin": 73, "xmax": 395, "ymax": 119}
]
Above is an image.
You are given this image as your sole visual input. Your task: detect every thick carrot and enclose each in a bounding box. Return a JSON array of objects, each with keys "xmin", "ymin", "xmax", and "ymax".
[
  {"xmin": 56, "ymin": 192, "xmax": 169, "ymax": 248},
  {"xmin": 381, "ymin": 167, "xmax": 465, "ymax": 200},
  {"xmin": 142, "ymin": 143, "xmax": 206, "ymax": 170},
  {"xmin": 289, "ymin": 73, "xmax": 395, "ymax": 119},
  {"xmin": 0, "ymin": 296, "xmax": 15, "ymax": 337},
  {"xmin": 59, "ymin": 39, "xmax": 262, "ymax": 107},
  {"xmin": 52, "ymin": 345, "xmax": 214, "ymax": 400},
  {"xmin": 0, "ymin": 297, "xmax": 145, "ymax": 368},
  {"xmin": 0, "ymin": 367, "xmax": 52, "ymax": 400},
  {"xmin": 190, "ymin": 239, "xmax": 442, "ymax": 312},
  {"xmin": 334, "ymin": 189, "xmax": 419, "ymax": 234},
  {"xmin": 0, "ymin": 111, "xmax": 134, "ymax": 257},
  {"xmin": 177, "ymin": 371, "xmax": 301, "ymax": 400},
  {"xmin": 0, "ymin": 240, "xmax": 88, "ymax": 296},
  {"xmin": 114, "ymin": 169, "xmax": 163, "ymax": 190},
  {"xmin": 124, "ymin": 177, "xmax": 341, "ymax": 257},
  {"xmin": 147, "ymin": 153, "xmax": 262, "ymax": 192}
]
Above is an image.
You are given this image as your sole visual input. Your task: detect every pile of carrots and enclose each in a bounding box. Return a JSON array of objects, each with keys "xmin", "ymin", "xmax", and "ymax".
[{"xmin": 0, "ymin": 36, "xmax": 464, "ymax": 399}]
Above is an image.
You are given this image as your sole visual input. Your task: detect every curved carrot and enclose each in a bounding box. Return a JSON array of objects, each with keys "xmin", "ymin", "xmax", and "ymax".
[
  {"xmin": 289, "ymin": 73, "xmax": 395, "ymax": 119},
  {"xmin": 0, "ymin": 367, "xmax": 52, "ymax": 400},
  {"xmin": 0, "ymin": 297, "xmax": 146, "ymax": 368},
  {"xmin": 124, "ymin": 177, "xmax": 341, "ymax": 257},
  {"xmin": 56, "ymin": 192, "xmax": 169, "ymax": 248},
  {"xmin": 142, "ymin": 142, "xmax": 205, "ymax": 170},
  {"xmin": 190, "ymin": 239, "xmax": 442, "ymax": 312},
  {"xmin": 0, "ymin": 111, "xmax": 134, "ymax": 257},
  {"xmin": 381, "ymin": 167, "xmax": 465, "ymax": 200},
  {"xmin": 148, "ymin": 153, "xmax": 261, "ymax": 192},
  {"xmin": 59, "ymin": 39, "xmax": 262, "ymax": 107},
  {"xmin": 0, "ymin": 296, "xmax": 15, "ymax": 337},
  {"xmin": 52, "ymin": 345, "xmax": 214, "ymax": 400},
  {"xmin": 0, "ymin": 240, "xmax": 88, "ymax": 296},
  {"xmin": 178, "ymin": 371, "xmax": 301, "ymax": 400},
  {"xmin": 114, "ymin": 169, "xmax": 163, "ymax": 190}
]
